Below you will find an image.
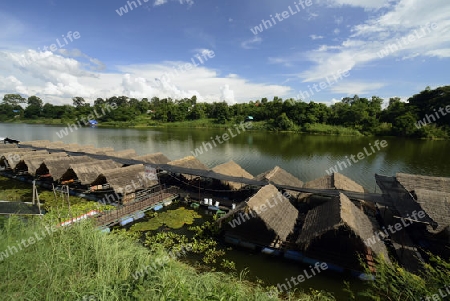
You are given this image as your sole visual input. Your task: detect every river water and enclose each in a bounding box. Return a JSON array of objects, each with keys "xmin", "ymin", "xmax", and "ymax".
[{"xmin": 2, "ymin": 123, "xmax": 450, "ymax": 299}]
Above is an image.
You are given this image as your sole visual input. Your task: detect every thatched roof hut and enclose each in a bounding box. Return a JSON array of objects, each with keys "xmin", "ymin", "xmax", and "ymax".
[
  {"xmin": 36, "ymin": 156, "xmax": 95, "ymax": 180},
  {"xmin": 297, "ymin": 193, "xmax": 390, "ymax": 268},
  {"xmin": 15, "ymin": 153, "xmax": 68, "ymax": 175},
  {"xmin": 168, "ymin": 156, "xmax": 209, "ymax": 179},
  {"xmin": 90, "ymin": 164, "xmax": 158, "ymax": 194},
  {"xmin": 397, "ymin": 173, "xmax": 450, "ymax": 194},
  {"xmin": 414, "ymin": 189, "xmax": 450, "ymax": 234},
  {"xmin": 255, "ymin": 166, "xmax": 304, "ymax": 198},
  {"xmin": 211, "ymin": 160, "xmax": 254, "ymax": 190},
  {"xmin": 5, "ymin": 150, "xmax": 49, "ymax": 169},
  {"xmin": 104, "ymin": 149, "xmax": 137, "ymax": 159},
  {"xmin": 61, "ymin": 159, "xmax": 122, "ymax": 185},
  {"xmin": 84, "ymin": 147, "xmax": 115, "ymax": 154},
  {"xmin": 135, "ymin": 152, "xmax": 170, "ymax": 165},
  {"xmin": 221, "ymin": 184, "xmax": 298, "ymax": 247},
  {"xmin": 299, "ymin": 172, "xmax": 364, "ymax": 201},
  {"xmin": 0, "ymin": 149, "xmax": 37, "ymax": 168}
]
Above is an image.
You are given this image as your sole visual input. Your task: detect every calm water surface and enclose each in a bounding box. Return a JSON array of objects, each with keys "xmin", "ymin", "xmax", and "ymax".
[{"xmin": 2, "ymin": 123, "xmax": 450, "ymax": 299}]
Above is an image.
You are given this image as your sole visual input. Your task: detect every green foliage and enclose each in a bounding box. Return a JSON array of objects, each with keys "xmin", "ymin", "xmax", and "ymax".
[
  {"xmin": 358, "ymin": 254, "xmax": 450, "ymax": 301},
  {"xmin": 129, "ymin": 207, "xmax": 202, "ymax": 231},
  {"xmin": 5, "ymin": 85, "xmax": 450, "ymax": 138}
]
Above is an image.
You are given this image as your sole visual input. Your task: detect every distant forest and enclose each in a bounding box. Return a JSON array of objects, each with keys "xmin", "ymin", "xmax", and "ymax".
[{"xmin": 1, "ymin": 85, "xmax": 449, "ymax": 138}]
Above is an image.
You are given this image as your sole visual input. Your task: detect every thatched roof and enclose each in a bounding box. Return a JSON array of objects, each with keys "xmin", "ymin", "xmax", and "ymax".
[
  {"xmin": 135, "ymin": 152, "xmax": 170, "ymax": 164},
  {"xmin": 84, "ymin": 147, "xmax": 115, "ymax": 154},
  {"xmin": 62, "ymin": 159, "xmax": 122, "ymax": 185},
  {"xmin": 299, "ymin": 172, "xmax": 364, "ymax": 200},
  {"xmin": 60, "ymin": 143, "xmax": 95, "ymax": 152},
  {"xmin": 0, "ymin": 144, "xmax": 18, "ymax": 149},
  {"xmin": 104, "ymin": 149, "xmax": 137, "ymax": 159},
  {"xmin": 17, "ymin": 153, "xmax": 68, "ymax": 175},
  {"xmin": 212, "ymin": 160, "xmax": 254, "ymax": 190},
  {"xmin": 168, "ymin": 156, "xmax": 209, "ymax": 170},
  {"xmin": 413, "ymin": 189, "xmax": 450, "ymax": 234},
  {"xmin": 0, "ymin": 149, "xmax": 37, "ymax": 167},
  {"xmin": 6, "ymin": 150, "xmax": 49, "ymax": 169},
  {"xmin": 245, "ymin": 184, "xmax": 298, "ymax": 241},
  {"xmin": 37, "ymin": 156, "xmax": 95, "ymax": 180},
  {"xmin": 19, "ymin": 140, "xmax": 50, "ymax": 147},
  {"xmin": 255, "ymin": 166, "xmax": 303, "ymax": 197},
  {"xmin": 397, "ymin": 173, "xmax": 450, "ymax": 194},
  {"xmin": 90, "ymin": 164, "xmax": 158, "ymax": 193},
  {"xmin": 297, "ymin": 193, "xmax": 389, "ymax": 258}
]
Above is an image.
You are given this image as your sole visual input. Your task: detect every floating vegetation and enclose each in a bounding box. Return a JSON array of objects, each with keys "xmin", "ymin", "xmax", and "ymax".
[{"xmin": 130, "ymin": 207, "xmax": 202, "ymax": 231}]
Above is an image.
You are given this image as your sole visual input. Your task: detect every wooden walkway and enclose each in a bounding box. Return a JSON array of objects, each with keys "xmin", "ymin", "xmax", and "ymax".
[{"xmin": 96, "ymin": 187, "xmax": 179, "ymax": 227}]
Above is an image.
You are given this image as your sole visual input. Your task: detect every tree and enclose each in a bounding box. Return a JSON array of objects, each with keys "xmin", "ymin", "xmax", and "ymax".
[
  {"xmin": 27, "ymin": 96, "xmax": 43, "ymax": 108},
  {"xmin": 72, "ymin": 97, "xmax": 86, "ymax": 107},
  {"xmin": 2, "ymin": 94, "xmax": 26, "ymax": 105}
]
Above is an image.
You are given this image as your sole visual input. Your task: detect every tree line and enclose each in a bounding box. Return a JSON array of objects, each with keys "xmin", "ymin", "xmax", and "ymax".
[{"xmin": 1, "ymin": 85, "xmax": 449, "ymax": 138}]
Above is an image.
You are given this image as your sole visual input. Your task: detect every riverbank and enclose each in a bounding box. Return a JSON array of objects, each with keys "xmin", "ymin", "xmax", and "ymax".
[{"xmin": 3, "ymin": 118, "xmax": 365, "ymax": 136}]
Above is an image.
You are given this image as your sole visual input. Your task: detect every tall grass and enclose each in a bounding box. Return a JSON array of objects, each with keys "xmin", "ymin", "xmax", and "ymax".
[{"xmin": 0, "ymin": 217, "xmax": 333, "ymax": 301}]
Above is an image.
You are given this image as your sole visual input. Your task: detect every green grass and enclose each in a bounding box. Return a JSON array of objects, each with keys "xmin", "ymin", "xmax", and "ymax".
[
  {"xmin": 302, "ymin": 123, "xmax": 363, "ymax": 136},
  {"xmin": 0, "ymin": 217, "xmax": 335, "ymax": 301}
]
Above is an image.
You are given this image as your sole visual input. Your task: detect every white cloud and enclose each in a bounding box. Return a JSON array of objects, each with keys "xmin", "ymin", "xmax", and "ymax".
[
  {"xmin": 0, "ymin": 49, "xmax": 291, "ymax": 105},
  {"xmin": 241, "ymin": 36, "xmax": 262, "ymax": 49},
  {"xmin": 319, "ymin": 0, "xmax": 393, "ymax": 10},
  {"xmin": 329, "ymin": 81, "xmax": 386, "ymax": 94},
  {"xmin": 310, "ymin": 35, "xmax": 324, "ymax": 40}
]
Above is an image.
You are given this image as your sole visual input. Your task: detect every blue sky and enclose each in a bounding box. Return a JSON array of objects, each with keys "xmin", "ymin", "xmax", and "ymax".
[{"xmin": 0, "ymin": 0, "xmax": 449, "ymax": 105}]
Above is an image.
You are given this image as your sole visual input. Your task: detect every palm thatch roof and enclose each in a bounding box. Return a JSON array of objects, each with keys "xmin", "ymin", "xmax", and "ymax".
[
  {"xmin": 255, "ymin": 166, "xmax": 303, "ymax": 197},
  {"xmin": 299, "ymin": 172, "xmax": 364, "ymax": 200},
  {"xmin": 36, "ymin": 156, "xmax": 95, "ymax": 180},
  {"xmin": 168, "ymin": 156, "xmax": 209, "ymax": 178},
  {"xmin": 16, "ymin": 153, "xmax": 68, "ymax": 175},
  {"xmin": 59, "ymin": 143, "xmax": 95, "ymax": 152},
  {"xmin": 135, "ymin": 152, "xmax": 170, "ymax": 164},
  {"xmin": 84, "ymin": 147, "xmax": 115, "ymax": 154},
  {"xmin": 211, "ymin": 160, "xmax": 254, "ymax": 190},
  {"xmin": 19, "ymin": 140, "xmax": 50, "ymax": 147},
  {"xmin": 224, "ymin": 184, "xmax": 298, "ymax": 242},
  {"xmin": 0, "ymin": 149, "xmax": 37, "ymax": 167},
  {"xmin": 297, "ymin": 193, "xmax": 389, "ymax": 258},
  {"xmin": 414, "ymin": 189, "xmax": 450, "ymax": 234},
  {"xmin": 6, "ymin": 150, "xmax": 49, "ymax": 169},
  {"xmin": 90, "ymin": 164, "xmax": 158, "ymax": 194},
  {"xmin": 0, "ymin": 144, "xmax": 18, "ymax": 149},
  {"xmin": 61, "ymin": 159, "xmax": 122, "ymax": 185},
  {"xmin": 104, "ymin": 149, "xmax": 137, "ymax": 159},
  {"xmin": 397, "ymin": 173, "xmax": 450, "ymax": 194}
]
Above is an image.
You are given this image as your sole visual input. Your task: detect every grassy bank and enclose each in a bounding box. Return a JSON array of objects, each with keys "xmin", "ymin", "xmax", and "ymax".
[{"xmin": 0, "ymin": 217, "xmax": 333, "ymax": 301}]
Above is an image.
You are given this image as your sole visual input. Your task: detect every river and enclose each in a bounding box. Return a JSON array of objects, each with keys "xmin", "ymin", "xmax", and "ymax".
[{"xmin": 2, "ymin": 123, "xmax": 450, "ymax": 299}]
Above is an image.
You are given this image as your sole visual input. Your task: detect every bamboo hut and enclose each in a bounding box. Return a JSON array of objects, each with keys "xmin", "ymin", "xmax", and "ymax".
[
  {"xmin": 211, "ymin": 160, "xmax": 254, "ymax": 190},
  {"xmin": 90, "ymin": 164, "xmax": 159, "ymax": 204},
  {"xmin": 15, "ymin": 153, "xmax": 68, "ymax": 176},
  {"xmin": 36, "ymin": 156, "xmax": 95, "ymax": 181},
  {"xmin": 297, "ymin": 193, "xmax": 390, "ymax": 270},
  {"xmin": 61, "ymin": 159, "xmax": 122, "ymax": 186},
  {"xmin": 220, "ymin": 184, "xmax": 298, "ymax": 248},
  {"xmin": 255, "ymin": 166, "xmax": 304, "ymax": 198},
  {"xmin": 135, "ymin": 152, "xmax": 170, "ymax": 165}
]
